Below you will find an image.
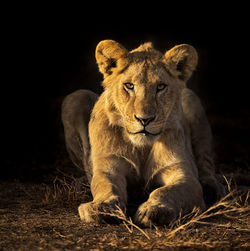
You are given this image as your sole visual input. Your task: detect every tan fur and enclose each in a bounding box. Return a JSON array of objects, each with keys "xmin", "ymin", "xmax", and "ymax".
[{"xmin": 62, "ymin": 40, "xmax": 224, "ymax": 226}]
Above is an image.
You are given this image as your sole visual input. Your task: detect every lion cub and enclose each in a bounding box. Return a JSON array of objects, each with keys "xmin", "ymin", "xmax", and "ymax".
[{"xmin": 62, "ymin": 40, "xmax": 223, "ymax": 226}]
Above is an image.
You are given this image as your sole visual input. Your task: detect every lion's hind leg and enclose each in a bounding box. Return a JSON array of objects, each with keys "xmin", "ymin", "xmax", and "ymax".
[
  {"xmin": 61, "ymin": 89, "xmax": 98, "ymax": 182},
  {"xmin": 182, "ymin": 88, "xmax": 225, "ymax": 205}
]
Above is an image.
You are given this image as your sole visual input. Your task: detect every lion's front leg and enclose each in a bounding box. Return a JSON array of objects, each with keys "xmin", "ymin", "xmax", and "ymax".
[
  {"xmin": 78, "ymin": 156, "xmax": 128, "ymax": 223},
  {"xmin": 135, "ymin": 167, "xmax": 205, "ymax": 227}
]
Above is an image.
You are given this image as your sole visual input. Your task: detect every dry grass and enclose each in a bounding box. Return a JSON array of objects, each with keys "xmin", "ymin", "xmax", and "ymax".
[
  {"xmin": 42, "ymin": 171, "xmax": 91, "ymax": 206},
  {"xmin": 1, "ymin": 171, "xmax": 249, "ymax": 250},
  {"xmin": 41, "ymin": 173, "xmax": 250, "ymax": 249},
  {"xmin": 95, "ymin": 188, "xmax": 250, "ymax": 248}
]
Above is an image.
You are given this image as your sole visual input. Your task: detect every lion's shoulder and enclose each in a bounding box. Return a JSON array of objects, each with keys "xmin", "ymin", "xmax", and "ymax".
[{"xmin": 181, "ymin": 88, "xmax": 205, "ymax": 121}]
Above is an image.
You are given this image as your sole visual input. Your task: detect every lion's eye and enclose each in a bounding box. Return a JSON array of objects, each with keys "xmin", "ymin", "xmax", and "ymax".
[
  {"xmin": 157, "ymin": 83, "xmax": 167, "ymax": 92},
  {"xmin": 124, "ymin": 82, "xmax": 134, "ymax": 90}
]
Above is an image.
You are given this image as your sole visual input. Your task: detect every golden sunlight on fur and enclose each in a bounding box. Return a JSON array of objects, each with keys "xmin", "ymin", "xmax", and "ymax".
[{"xmin": 62, "ymin": 40, "xmax": 224, "ymax": 227}]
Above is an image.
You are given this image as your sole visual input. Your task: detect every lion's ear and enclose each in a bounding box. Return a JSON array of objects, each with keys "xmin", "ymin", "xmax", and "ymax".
[
  {"xmin": 95, "ymin": 40, "xmax": 129, "ymax": 77},
  {"xmin": 163, "ymin": 44, "xmax": 198, "ymax": 81}
]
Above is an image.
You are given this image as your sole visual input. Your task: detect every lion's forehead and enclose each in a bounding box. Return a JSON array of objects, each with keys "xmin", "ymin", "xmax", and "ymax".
[{"xmin": 121, "ymin": 61, "xmax": 169, "ymax": 85}]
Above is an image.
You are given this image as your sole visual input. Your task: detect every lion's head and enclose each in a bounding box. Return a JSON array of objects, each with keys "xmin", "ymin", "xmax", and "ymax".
[{"xmin": 95, "ymin": 40, "xmax": 198, "ymax": 146}]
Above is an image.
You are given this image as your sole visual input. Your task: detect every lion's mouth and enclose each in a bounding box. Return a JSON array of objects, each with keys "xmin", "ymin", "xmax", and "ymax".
[{"xmin": 128, "ymin": 129, "xmax": 161, "ymax": 136}]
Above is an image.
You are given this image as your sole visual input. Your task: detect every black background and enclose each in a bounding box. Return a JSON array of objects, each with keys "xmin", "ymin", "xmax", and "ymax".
[{"xmin": 2, "ymin": 4, "xmax": 249, "ymax": 179}]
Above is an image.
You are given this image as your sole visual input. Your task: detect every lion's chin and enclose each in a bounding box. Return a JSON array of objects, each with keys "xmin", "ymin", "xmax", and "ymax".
[{"xmin": 127, "ymin": 132, "xmax": 160, "ymax": 147}]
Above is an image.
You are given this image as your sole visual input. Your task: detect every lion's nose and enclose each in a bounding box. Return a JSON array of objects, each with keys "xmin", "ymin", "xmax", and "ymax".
[{"xmin": 134, "ymin": 115, "xmax": 155, "ymax": 126}]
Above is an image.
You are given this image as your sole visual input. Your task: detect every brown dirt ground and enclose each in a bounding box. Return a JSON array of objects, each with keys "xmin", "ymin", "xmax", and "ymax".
[
  {"xmin": 0, "ymin": 176, "xmax": 249, "ymax": 250},
  {"xmin": 0, "ymin": 177, "xmax": 249, "ymax": 251},
  {"xmin": 1, "ymin": 109, "xmax": 250, "ymax": 250}
]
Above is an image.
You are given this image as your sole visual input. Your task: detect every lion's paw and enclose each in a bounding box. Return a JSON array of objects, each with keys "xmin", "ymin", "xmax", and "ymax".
[
  {"xmin": 135, "ymin": 201, "xmax": 177, "ymax": 227},
  {"xmin": 78, "ymin": 198, "xmax": 126, "ymax": 223}
]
